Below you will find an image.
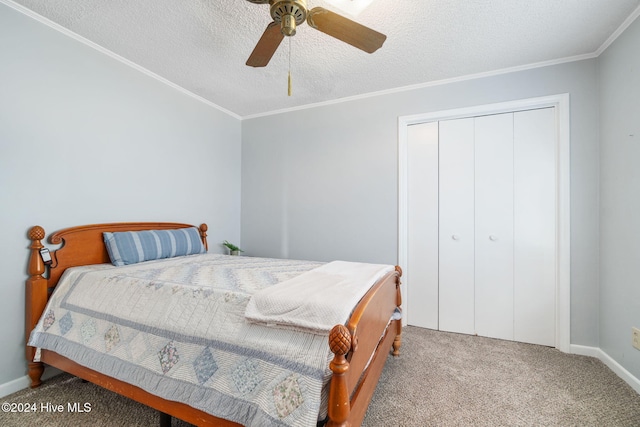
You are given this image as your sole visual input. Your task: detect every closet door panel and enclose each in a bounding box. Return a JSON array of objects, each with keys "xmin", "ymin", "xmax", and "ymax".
[
  {"xmin": 474, "ymin": 113, "xmax": 515, "ymax": 340},
  {"xmin": 438, "ymin": 118, "xmax": 475, "ymax": 335},
  {"xmin": 514, "ymin": 108, "xmax": 556, "ymax": 346},
  {"xmin": 406, "ymin": 122, "xmax": 439, "ymax": 329}
]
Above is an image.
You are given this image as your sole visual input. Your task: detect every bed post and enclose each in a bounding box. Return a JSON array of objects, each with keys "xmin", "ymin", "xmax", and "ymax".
[
  {"xmin": 26, "ymin": 226, "xmax": 48, "ymax": 388},
  {"xmin": 393, "ymin": 265, "xmax": 403, "ymax": 357},
  {"xmin": 327, "ymin": 324, "xmax": 352, "ymax": 427},
  {"xmin": 199, "ymin": 223, "xmax": 208, "ymax": 251}
]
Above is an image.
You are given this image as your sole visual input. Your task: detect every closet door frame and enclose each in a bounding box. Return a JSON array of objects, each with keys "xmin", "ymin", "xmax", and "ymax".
[{"xmin": 398, "ymin": 94, "xmax": 571, "ymax": 352}]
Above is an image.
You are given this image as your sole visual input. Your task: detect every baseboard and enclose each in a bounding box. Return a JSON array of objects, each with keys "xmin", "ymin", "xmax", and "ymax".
[
  {"xmin": 597, "ymin": 349, "xmax": 640, "ymax": 394},
  {"xmin": 570, "ymin": 343, "xmax": 601, "ymax": 358},
  {"xmin": 0, "ymin": 376, "xmax": 30, "ymax": 398},
  {"xmin": 571, "ymin": 344, "xmax": 640, "ymax": 394},
  {"xmin": 0, "ymin": 368, "xmax": 62, "ymax": 398}
]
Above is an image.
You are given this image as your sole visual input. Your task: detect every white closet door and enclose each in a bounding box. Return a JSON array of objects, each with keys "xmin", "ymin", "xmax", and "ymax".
[
  {"xmin": 438, "ymin": 118, "xmax": 475, "ymax": 335},
  {"xmin": 514, "ymin": 108, "xmax": 556, "ymax": 346},
  {"xmin": 474, "ymin": 113, "xmax": 515, "ymax": 340},
  {"xmin": 406, "ymin": 122, "xmax": 439, "ymax": 329}
]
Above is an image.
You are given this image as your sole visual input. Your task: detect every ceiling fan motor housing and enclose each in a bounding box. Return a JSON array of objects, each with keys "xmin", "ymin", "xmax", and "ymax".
[{"xmin": 270, "ymin": 0, "xmax": 308, "ymax": 36}]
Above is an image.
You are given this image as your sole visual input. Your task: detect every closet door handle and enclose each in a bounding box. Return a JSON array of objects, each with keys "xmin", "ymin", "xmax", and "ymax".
[
  {"xmin": 489, "ymin": 235, "xmax": 497, "ymax": 241},
  {"xmin": 452, "ymin": 235, "xmax": 460, "ymax": 241}
]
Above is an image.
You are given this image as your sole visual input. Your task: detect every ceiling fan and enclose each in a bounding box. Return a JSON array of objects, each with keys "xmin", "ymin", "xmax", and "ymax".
[{"xmin": 245, "ymin": 0, "xmax": 387, "ymax": 67}]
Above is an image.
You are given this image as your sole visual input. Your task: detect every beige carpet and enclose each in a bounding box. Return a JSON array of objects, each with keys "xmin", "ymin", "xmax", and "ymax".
[
  {"xmin": 2, "ymin": 326, "xmax": 639, "ymax": 426},
  {"xmin": 363, "ymin": 326, "xmax": 640, "ymax": 426}
]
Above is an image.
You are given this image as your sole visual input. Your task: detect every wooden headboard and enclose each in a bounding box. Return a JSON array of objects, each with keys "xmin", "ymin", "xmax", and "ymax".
[
  {"xmin": 28, "ymin": 222, "xmax": 208, "ymax": 290},
  {"xmin": 25, "ymin": 222, "xmax": 208, "ymax": 386}
]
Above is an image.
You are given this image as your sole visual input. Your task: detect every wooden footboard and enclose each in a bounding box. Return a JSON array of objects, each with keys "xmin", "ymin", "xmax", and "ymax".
[
  {"xmin": 327, "ymin": 266, "xmax": 402, "ymax": 426},
  {"xmin": 25, "ymin": 223, "xmax": 402, "ymax": 426}
]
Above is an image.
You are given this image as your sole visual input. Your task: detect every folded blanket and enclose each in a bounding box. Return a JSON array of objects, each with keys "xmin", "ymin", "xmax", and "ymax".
[{"xmin": 244, "ymin": 261, "xmax": 394, "ymax": 334}]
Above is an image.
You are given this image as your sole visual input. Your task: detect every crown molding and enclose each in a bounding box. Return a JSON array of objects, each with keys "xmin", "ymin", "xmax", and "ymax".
[{"xmin": 595, "ymin": 4, "xmax": 640, "ymax": 56}]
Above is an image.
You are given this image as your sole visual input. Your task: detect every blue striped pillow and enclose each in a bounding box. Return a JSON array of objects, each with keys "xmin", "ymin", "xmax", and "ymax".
[{"xmin": 103, "ymin": 227, "xmax": 206, "ymax": 266}]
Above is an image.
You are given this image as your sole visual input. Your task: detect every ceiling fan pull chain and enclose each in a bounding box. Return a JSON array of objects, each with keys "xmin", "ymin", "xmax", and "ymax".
[{"xmin": 288, "ymin": 36, "xmax": 292, "ymax": 96}]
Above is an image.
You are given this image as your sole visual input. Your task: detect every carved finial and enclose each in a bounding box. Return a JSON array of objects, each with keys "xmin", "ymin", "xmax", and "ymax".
[
  {"xmin": 395, "ymin": 265, "xmax": 402, "ymax": 276},
  {"xmin": 329, "ymin": 324, "xmax": 351, "ymax": 356},
  {"xmin": 199, "ymin": 224, "xmax": 209, "ymax": 251},
  {"xmin": 27, "ymin": 226, "xmax": 46, "ymax": 278},
  {"xmin": 29, "ymin": 226, "xmax": 45, "ymax": 241}
]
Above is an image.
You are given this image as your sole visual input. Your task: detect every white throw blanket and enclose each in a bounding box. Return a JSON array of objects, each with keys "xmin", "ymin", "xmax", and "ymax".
[{"xmin": 244, "ymin": 261, "xmax": 394, "ymax": 334}]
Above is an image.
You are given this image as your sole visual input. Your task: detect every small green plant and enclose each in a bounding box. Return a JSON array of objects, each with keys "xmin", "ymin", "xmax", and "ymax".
[{"xmin": 222, "ymin": 240, "xmax": 244, "ymax": 253}]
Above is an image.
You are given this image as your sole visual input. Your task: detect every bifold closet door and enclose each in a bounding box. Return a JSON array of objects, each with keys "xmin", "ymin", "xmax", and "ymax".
[
  {"xmin": 406, "ymin": 122, "xmax": 439, "ymax": 330},
  {"xmin": 474, "ymin": 113, "xmax": 515, "ymax": 341},
  {"xmin": 438, "ymin": 118, "xmax": 475, "ymax": 335},
  {"xmin": 513, "ymin": 108, "xmax": 556, "ymax": 346}
]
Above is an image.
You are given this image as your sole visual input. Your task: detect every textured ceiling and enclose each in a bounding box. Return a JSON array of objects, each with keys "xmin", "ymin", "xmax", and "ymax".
[{"xmin": 6, "ymin": 0, "xmax": 640, "ymax": 118}]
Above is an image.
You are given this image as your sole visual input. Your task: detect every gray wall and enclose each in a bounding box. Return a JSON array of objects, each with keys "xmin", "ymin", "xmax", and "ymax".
[
  {"xmin": 0, "ymin": 4, "xmax": 241, "ymax": 386},
  {"xmin": 242, "ymin": 60, "xmax": 601, "ymax": 348},
  {"xmin": 598, "ymin": 17, "xmax": 640, "ymax": 380}
]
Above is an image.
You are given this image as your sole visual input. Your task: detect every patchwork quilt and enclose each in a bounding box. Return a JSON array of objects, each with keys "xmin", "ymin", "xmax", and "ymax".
[{"xmin": 28, "ymin": 254, "xmax": 338, "ymax": 427}]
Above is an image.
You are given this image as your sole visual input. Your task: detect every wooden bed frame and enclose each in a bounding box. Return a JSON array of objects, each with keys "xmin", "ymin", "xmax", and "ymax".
[{"xmin": 25, "ymin": 222, "xmax": 402, "ymax": 427}]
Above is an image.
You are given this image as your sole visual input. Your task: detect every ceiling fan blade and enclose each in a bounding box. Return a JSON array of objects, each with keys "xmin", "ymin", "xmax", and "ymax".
[
  {"xmin": 307, "ymin": 7, "xmax": 386, "ymax": 53},
  {"xmin": 246, "ymin": 22, "xmax": 284, "ymax": 67}
]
